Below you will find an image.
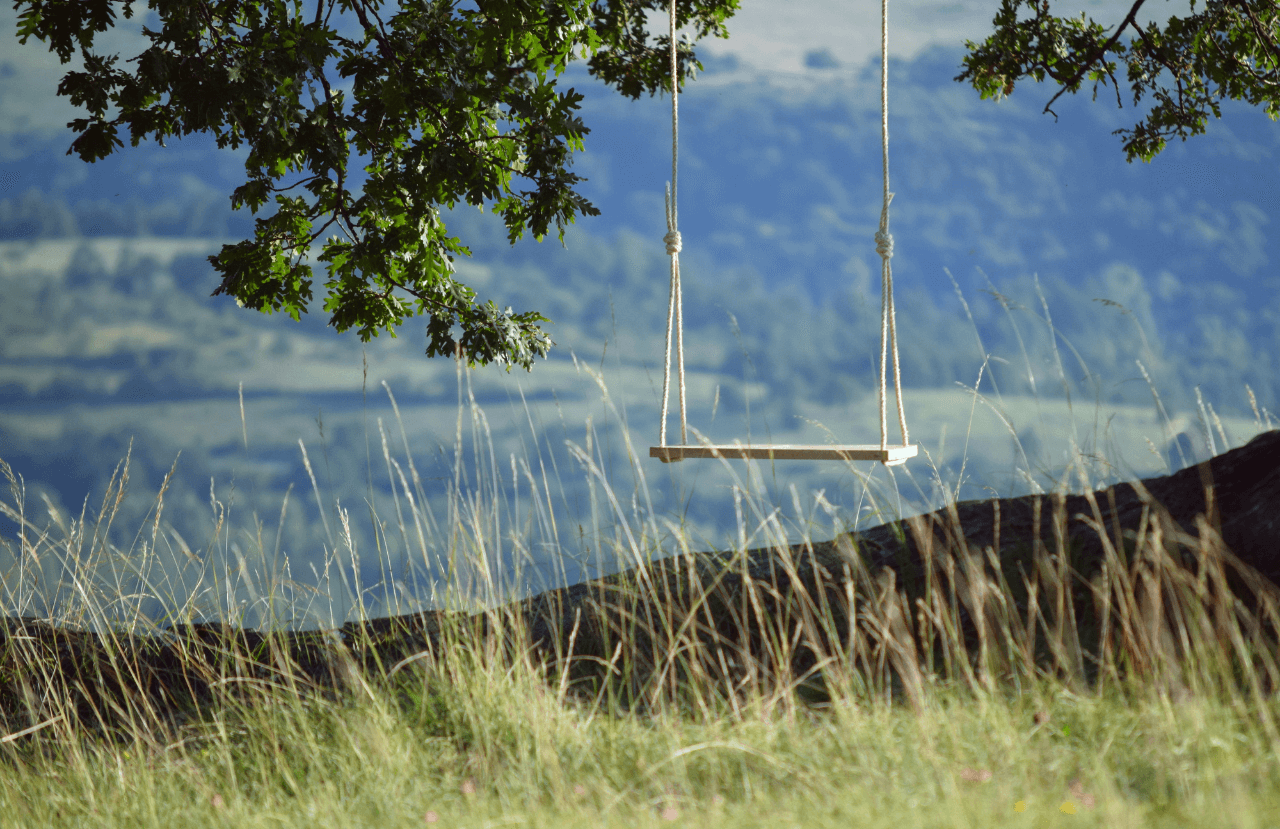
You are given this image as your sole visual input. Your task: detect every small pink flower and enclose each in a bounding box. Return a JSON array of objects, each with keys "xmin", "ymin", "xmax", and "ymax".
[
  {"xmin": 660, "ymin": 805, "xmax": 679, "ymax": 821},
  {"xmin": 960, "ymin": 768, "xmax": 992, "ymax": 783},
  {"xmin": 1068, "ymin": 778, "xmax": 1096, "ymax": 808},
  {"xmin": 460, "ymin": 778, "xmax": 477, "ymax": 796},
  {"xmin": 424, "ymin": 810, "xmax": 440, "ymax": 824}
]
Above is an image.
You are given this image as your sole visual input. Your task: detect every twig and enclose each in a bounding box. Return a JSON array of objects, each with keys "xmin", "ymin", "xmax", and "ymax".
[{"xmin": 0, "ymin": 715, "xmax": 64, "ymax": 745}]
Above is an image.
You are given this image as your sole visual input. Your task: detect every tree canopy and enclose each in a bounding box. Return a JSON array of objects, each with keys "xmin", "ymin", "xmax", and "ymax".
[
  {"xmin": 957, "ymin": 0, "xmax": 1280, "ymax": 162},
  {"xmin": 14, "ymin": 0, "xmax": 739, "ymax": 369}
]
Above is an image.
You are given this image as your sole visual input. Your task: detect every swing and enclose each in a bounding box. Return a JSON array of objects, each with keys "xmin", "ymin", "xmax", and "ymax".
[{"xmin": 649, "ymin": 0, "xmax": 917, "ymax": 467}]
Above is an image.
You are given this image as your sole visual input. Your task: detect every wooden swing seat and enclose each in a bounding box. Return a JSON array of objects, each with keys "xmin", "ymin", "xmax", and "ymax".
[
  {"xmin": 649, "ymin": 0, "xmax": 914, "ymax": 468},
  {"xmin": 650, "ymin": 443, "xmax": 917, "ymax": 465}
]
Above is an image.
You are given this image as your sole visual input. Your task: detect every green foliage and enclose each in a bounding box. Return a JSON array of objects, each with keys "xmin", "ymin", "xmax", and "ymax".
[
  {"xmin": 956, "ymin": 0, "xmax": 1280, "ymax": 162},
  {"xmin": 12, "ymin": 0, "xmax": 740, "ymax": 369}
]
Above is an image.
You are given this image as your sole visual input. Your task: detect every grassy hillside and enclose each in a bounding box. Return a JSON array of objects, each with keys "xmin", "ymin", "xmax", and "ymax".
[{"xmin": 1, "ymin": 368, "xmax": 1278, "ymax": 827}]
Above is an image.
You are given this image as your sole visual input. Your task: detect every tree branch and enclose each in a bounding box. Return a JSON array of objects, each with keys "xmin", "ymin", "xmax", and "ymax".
[
  {"xmin": 349, "ymin": 0, "xmax": 401, "ymax": 76},
  {"xmin": 1232, "ymin": 0, "xmax": 1280, "ymax": 74},
  {"xmin": 1043, "ymin": 0, "xmax": 1149, "ymax": 118}
]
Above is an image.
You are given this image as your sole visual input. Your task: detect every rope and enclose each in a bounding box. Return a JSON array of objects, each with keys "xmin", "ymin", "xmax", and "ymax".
[
  {"xmin": 877, "ymin": 0, "xmax": 909, "ymax": 455},
  {"xmin": 659, "ymin": 0, "xmax": 686, "ymax": 447},
  {"xmin": 657, "ymin": 0, "xmax": 909, "ymax": 462}
]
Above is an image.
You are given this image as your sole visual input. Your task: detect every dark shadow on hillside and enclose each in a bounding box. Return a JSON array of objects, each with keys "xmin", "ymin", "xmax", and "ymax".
[{"xmin": 2, "ymin": 431, "xmax": 1278, "ymax": 738}]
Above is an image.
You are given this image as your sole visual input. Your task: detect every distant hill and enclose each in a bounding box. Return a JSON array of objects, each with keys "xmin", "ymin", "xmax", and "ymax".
[{"xmin": 0, "ymin": 45, "xmax": 1275, "ymax": 624}]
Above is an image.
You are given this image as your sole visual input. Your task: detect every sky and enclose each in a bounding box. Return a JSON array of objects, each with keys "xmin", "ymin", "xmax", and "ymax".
[
  {"xmin": 1, "ymin": 1, "xmax": 1276, "ymax": 627},
  {"xmin": 683, "ymin": 0, "xmax": 1168, "ymax": 74}
]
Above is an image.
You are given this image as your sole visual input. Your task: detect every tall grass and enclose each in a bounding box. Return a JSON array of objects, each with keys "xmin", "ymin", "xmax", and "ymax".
[{"xmin": 1, "ymin": 279, "xmax": 1278, "ymax": 827}]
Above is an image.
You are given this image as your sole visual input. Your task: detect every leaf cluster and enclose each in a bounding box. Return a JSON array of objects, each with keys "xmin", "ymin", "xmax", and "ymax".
[
  {"xmin": 956, "ymin": 0, "xmax": 1280, "ymax": 162},
  {"xmin": 13, "ymin": 0, "xmax": 739, "ymax": 369}
]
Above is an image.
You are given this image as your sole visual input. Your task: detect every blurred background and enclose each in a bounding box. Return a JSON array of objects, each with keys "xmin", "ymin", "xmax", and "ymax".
[{"xmin": 1, "ymin": 1, "xmax": 1276, "ymax": 626}]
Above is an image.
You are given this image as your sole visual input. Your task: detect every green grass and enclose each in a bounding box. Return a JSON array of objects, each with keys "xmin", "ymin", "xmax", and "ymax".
[
  {"xmin": 1, "ymin": 659, "xmax": 1277, "ymax": 828},
  {"xmin": 1, "ymin": 282, "xmax": 1279, "ymax": 828}
]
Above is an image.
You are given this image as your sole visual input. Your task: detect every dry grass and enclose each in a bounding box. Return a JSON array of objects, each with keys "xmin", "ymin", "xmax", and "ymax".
[{"xmin": 1, "ymin": 283, "xmax": 1279, "ymax": 827}]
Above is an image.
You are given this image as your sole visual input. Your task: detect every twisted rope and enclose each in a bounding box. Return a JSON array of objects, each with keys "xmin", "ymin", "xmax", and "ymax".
[
  {"xmin": 659, "ymin": 0, "xmax": 686, "ymax": 447},
  {"xmin": 877, "ymin": 0, "xmax": 909, "ymax": 456}
]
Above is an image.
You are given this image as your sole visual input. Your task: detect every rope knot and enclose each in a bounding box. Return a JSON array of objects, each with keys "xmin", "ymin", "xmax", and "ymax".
[
  {"xmin": 874, "ymin": 229, "xmax": 894, "ymax": 259},
  {"xmin": 663, "ymin": 230, "xmax": 682, "ymax": 256}
]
